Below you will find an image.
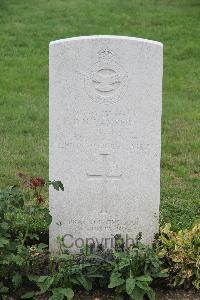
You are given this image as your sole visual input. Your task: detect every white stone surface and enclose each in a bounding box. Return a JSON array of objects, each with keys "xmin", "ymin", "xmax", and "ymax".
[{"xmin": 49, "ymin": 35, "xmax": 163, "ymax": 252}]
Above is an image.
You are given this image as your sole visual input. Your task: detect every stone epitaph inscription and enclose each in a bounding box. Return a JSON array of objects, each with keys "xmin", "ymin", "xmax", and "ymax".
[
  {"xmin": 85, "ymin": 48, "xmax": 128, "ymax": 104},
  {"xmin": 49, "ymin": 36, "xmax": 163, "ymax": 253}
]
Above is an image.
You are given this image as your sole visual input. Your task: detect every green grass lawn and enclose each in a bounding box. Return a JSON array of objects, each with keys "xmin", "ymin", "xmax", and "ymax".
[{"xmin": 0, "ymin": 0, "xmax": 199, "ymax": 230}]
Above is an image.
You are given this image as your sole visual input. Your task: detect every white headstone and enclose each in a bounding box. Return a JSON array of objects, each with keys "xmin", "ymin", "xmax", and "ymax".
[{"xmin": 49, "ymin": 36, "xmax": 163, "ymax": 252}]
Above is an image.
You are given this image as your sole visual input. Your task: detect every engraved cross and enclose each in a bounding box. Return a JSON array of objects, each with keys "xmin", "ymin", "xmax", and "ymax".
[{"xmin": 87, "ymin": 153, "xmax": 122, "ymax": 182}]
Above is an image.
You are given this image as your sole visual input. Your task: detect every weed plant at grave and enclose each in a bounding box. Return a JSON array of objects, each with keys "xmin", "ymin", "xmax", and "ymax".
[{"xmin": 0, "ymin": 176, "xmax": 199, "ymax": 299}]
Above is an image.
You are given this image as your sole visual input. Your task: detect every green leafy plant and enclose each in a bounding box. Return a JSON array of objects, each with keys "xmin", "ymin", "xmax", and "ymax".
[
  {"xmin": 158, "ymin": 222, "xmax": 200, "ymax": 289},
  {"xmin": 107, "ymin": 235, "xmax": 167, "ymax": 300},
  {"xmin": 0, "ymin": 174, "xmax": 64, "ymax": 297},
  {"xmin": 26, "ymin": 250, "xmax": 104, "ymax": 298}
]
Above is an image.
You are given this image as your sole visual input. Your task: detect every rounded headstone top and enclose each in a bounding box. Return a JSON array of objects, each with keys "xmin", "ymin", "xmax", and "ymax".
[{"xmin": 49, "ymin": 35, "xmax": 163, "ymax": 47}]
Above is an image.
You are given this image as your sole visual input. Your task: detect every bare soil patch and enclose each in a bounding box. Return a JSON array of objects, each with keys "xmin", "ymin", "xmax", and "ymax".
[{"xmin": 73, "ymin": 289, "xmax": 200, "ymax": 300}]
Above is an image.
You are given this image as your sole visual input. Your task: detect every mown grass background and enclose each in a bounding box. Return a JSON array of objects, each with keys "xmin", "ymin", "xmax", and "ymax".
[{"xmin": 0, "ymin": 0, "xmax": 199, "ymax": 231}]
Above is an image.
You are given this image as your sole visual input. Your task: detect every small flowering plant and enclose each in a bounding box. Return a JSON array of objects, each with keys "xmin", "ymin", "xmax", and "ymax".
[
  {"xmin": 18, "ymin": 172, "xmax": 64, "ymax": 206},
  {"xmin": 13, "ymin": 173, "xmax": 64, "ymax": 242},
  {"xmin": 0, "ymin": 174, "xmax": 64, "ymax": 296}
]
